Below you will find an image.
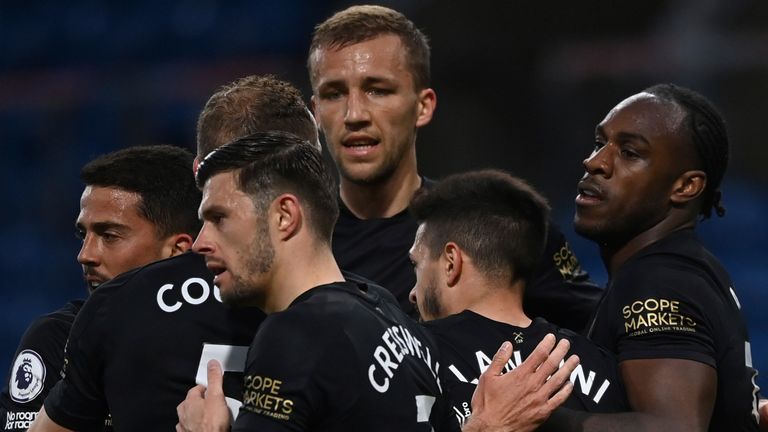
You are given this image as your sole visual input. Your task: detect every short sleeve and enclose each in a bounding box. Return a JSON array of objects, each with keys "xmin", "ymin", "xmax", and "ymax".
[
  {"xmin": 436, "ymin": 373, "xmax": 474, "ymax": 429},
  {"xmin": 44, "ymin": 294, "xmax": 111, "ymax": 430},
  {"xmin": 562, "ymin": 334, "xmax": 629, "ymax": 412},
  {"xmin": 0, "ymin": 315, "xmax": 70, "ymax": 431},
  {"xmin": 609, "ymin": 258, "xmax": 717, "ymax": 367},
  {"xmin": 233, "ymin": 311, "xmax": 359, "ymax": 431}
]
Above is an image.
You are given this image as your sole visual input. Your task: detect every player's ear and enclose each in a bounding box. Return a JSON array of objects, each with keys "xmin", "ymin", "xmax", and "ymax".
[
  {"xmin": 273, "ymin": 193, "xmax": 302, "ymax": 241},
  {"xmin": 167, "ymin": 233, "xmax": 194, "ymax": 257},
  {"xmin": 310, "ymin": 96, "xmax": 321, "ymax": 130},
  {"xmin": 192, "ymin": 157, "xmax": 200, "ymax": 177},
  {"xmin": 671, "ymin": 170, "xmax": 706, "ymax": 204},
  {"xmin": 415, "ymin": 88, "xmax": 437, "ymax": 128},
  {"xmin": 444, "ymin": 242, "xmax": 463, "ymax": 287}
]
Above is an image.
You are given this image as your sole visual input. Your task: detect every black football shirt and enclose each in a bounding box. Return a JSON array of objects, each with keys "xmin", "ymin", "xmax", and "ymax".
[
  {"xmin": 332, "ymin": 177, "xmax": 603, "ymax": 330},
  {"xmin": 587, "ymin": 229, "xmax": 760, "ymax": 431},
  {"xmin": 425, "ymin": 312, "xmax": 628, "ymax": 427},
  {"xmin": 44, "ymin": 252, "xmax": 265, "ymax": 431},
  {"xmin": 233, "ymin": 281, "xmax": 458, "ymax": 432},
  {"xmin": 0, "ymin": 300, "xmax": 110, "ymax": 431}
]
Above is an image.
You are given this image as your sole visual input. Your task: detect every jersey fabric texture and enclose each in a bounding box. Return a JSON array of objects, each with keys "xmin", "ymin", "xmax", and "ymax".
[
  {"xmin": 44, "ymin": 252, "xmax": 265, "ymax": 431},
  {"xmin": 0, "ymin": 300, "xmax": 108, "ymax": 431},
  {"xmin": 332, "ymin": 177, "xmax": 603, "ymax": 330},
  {"xmin": 425, "ymin": 312, "xmax": 628, "ymax": 427},
  {"xmin": 587, "ymin": 229, "xmax": 760, "ymax": 431},
  {"xmin": 233, "ymin": 281, "xmax": 458, "ymax": 432}
]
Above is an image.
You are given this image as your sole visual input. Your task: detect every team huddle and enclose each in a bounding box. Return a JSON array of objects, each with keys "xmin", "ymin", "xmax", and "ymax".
[{"xmin": 1, "ymin": 4, "xmax": 765, "ymax": 432}]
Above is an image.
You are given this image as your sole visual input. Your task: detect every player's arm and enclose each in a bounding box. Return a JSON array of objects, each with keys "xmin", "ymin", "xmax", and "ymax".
[
  {"xmin": 40, "ymin": 296, "xmax": 112, "ymax": 430},
  {"xmin": 462, "ymin": 334, "xmax": 579, "ymax": 432},
  {"xmin": 541, "ymin": 357, "xmax": 716, "ymax": 431},
  {"xmin": 27, "ymin": 407, "xmax": 74, "ymax": 432},
  {"xmin": 0, "ymin": 312, "xmax": 73, "ymax": 431},
  {"xmin": 758, "ymin": 398, "xmax": 767, "ymax": 431},
  {"xmin": 615, "ymin": 358, "xmax": 715, "ymax": 430}
]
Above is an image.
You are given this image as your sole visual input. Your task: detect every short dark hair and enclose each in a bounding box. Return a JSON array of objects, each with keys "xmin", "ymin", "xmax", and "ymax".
[
  {"xmin": 196, "ymin": 131, "xmax": 338, "ymax": 243},
  {"xmin": 410, "ymin": 169, "xmax": 550, "ymax": 283},
  {"xmin": 308, "ymin": 5, "xmax": 431, "ymax": 90},
  {"xmin": 81, "ymin": 145, "xmax": 201, "ymax": 238},
  {"xmin": 196, "ymin": 75, "xmax": 318, "ymax": 158},
  {"xmin": 644, "ymin": 83, "xmax": 729, "ymax": 219}
]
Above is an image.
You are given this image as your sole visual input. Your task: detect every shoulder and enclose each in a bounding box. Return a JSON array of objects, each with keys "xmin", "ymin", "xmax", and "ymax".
[
  {"xmin": 72, "ymin": 253, "xmax": 213, "ymax": 341},
  {"xmin": 611, "ymin": 261, "xmax": 726, "ymax": 319},
  {"xmin": 256, "ymin": 288, "xmax": 337, "ymax": 344},
  {"xmin": 23, "ymin": 301, "xmax": 83, "ymax": 339},
  {"xmin": 620, "ymin": 230, "xmax": 724, "ymax": 282},
  {"xmin": 2, "ymin": 303, "xmax": 83, "ymax": 407},
  {"xmin": 98, "ymin": 252, "xmax": 207, "ymax": 293},
  {"xmin": 246, "ymin": 285, "xmax": 365, "ymax": 378},
  {"xmin": 83, "ymin": 252, "xmax": 209, "ymax": 309},
  {"xmin": 615, "ymin": 246, "xmax": 720, "ymax": 298},
  {"xmin": 261, "ymin": 283, "xmax": 362, "ymax": 333},
  {"xmin": 537, "ymin": 319, "xmax": 616, "ymax": 360},
  {"xmin": 603, "ymin": 252, "xmax": 721, "ymax": 332},
  {"xmin": 11, "ymin": 300, "xmax": 84, "ymax": 363},
  {"xmin": 423, "ymin": 311, "xmax": 475, "ymax": 338}
]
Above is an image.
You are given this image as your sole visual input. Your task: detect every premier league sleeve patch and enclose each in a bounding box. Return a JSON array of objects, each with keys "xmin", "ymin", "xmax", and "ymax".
[{"xmin": 9, "ymin": 350, "xmax": 46, "ymax": 403}]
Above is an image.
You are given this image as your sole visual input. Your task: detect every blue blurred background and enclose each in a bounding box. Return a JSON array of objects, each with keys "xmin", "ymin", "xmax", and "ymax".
[{"xmin": 1, "ymin": 0, "xmax": 766, "ymax": 392}]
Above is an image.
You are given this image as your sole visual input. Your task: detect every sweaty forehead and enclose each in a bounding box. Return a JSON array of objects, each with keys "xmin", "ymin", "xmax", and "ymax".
[
  {"xmin": 201, "ymin": 171, "xmax": 238, "ymax": 201},
  {"xmin": 79, "ymin": 186, "xmax": 143, "ymax": 218},
  {"xmin": 310, "ymin": 35, "xmax": 411, "ymax": 83},
  {"xmin": 600, "ymin": 92, "xmax": 687, "ymax": 139},
  {"xmin": 199, "ymin": 171, "xmax": 256, "ymax": 213},
  {"xmin": 410, "ymin": 223, "xmax": 428, "ymax": 253}
]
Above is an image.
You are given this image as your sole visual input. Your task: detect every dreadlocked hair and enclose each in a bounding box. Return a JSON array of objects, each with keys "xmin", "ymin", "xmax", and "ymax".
[{"xmin": 645, "ymin": 83, "xmax": 729, "ymax": 219}]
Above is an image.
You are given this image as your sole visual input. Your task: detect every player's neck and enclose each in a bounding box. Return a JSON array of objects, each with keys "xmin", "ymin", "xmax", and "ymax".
[
  {"xmin": 464, "ymin": 279, "xmax": 531, "ymax": 328},
  {"xmin": 602, "ymin": 215, "xmax": 697, "ymax": 276},
  {"xmin": 339, "ymin": 164, "xmax": 421, "ymax": 219},
  {"xmin": 265, "ymin": 243, "xmax": 344, "ymax": 314}
]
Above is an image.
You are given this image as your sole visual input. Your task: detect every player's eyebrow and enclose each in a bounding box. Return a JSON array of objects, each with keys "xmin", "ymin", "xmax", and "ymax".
[
  {"xmin": 595, "ymin": 124, "xmax": 650, "ymax": 146},
  {"xmin": 75, "ymin": 221, "xmax": 131, "ymax": 239},
  {"xmin": 318, "ymin": 75, "xmax": 399, "ymax": 90},
  {"xmin": 615, "ymin": 131, "xmax": 650, "ymax": 146},
  {"xmin": 76, "ymin": 221, "xmax": 130, "ymax": 232},
  {"xmin": 199, "ymin": 204, "xmax": 226, "ymax": 221},
  {"xmin": 594, "ymin": 124, "xmax": 605, "ymax": 139},
  {"xmin": 361, "ymin": 75, "xmax": 399, "ymax": 87}
]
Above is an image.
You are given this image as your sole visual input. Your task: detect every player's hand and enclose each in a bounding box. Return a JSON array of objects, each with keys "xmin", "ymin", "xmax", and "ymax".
[
  {"xmin": 759, "ymin": 398, "xmax": 768, "ymax": 432},
  {"xmin": 463, "ymin": 334, "xmax": 579, "ymax": 432},
  {"xmin": 176, "ymin": 359, "xmax": 231, "ymax": 432}
]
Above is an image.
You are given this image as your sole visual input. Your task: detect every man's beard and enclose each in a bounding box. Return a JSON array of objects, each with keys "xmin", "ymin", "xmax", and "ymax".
[
  {"xmin": 337, "ymin": 141, "xmax": 410, "ymax": 186},
  {"xmin": 419, "ymin": 276, "xmax": 444, "ymax": 321},
  {"xmin": 221, "ymin": 224, "xmax": 275, "ymax": 307}
]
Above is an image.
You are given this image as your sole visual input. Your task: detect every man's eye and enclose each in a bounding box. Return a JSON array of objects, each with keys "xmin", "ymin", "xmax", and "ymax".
[
  {"xmin": 368, "ymin": 88, "xmax": 391, "ymax": 96},
  {"xmin": 319, "ymin": 90, "xmax": 342, "ymax": 100},
  {"xmin": 621, "ymin": 149, "xmax": 639, "ymax": 159},
  {"xmin": 75, "ymin": 230, "xmax": 85, "ymax": 241},
  {"xmin": 102, "ymin": 233, "xmax": 119, "ymax": 243},
  {"xmin": 209, "ymin": 214, "xmax": 224, "ymax": 225}
]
